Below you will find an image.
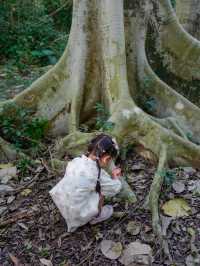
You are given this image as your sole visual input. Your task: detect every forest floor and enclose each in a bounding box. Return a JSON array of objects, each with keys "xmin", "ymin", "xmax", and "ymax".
[
  {"xmin": 0, "ymin": 65, "xmax": 200, "ymax": 265},
  {"xmin": 0, "ymin": 151, "xmax": 200, "ymax": 266}
]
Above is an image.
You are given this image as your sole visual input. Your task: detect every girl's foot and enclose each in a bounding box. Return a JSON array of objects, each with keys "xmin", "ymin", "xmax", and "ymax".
[{"xmin": 90, "ymin": 205, "xmax": 113, "ymax": 225}]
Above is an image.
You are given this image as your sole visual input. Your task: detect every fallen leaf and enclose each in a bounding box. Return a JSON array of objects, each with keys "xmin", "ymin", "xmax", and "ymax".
[
  {"xmin": 188, "ymin": 180, "xmax": 200, "ymax": 196},
  {"xmin": 0, "ymin": 163, "xmax": 13, "ymax": 169},
  {"xmin": 18, "ymin": 222, "xmax": 28, "ymax": 231},
  {"xmin": 0, "ymin": 206, "xmax": 7, "ymax": 215},
  {"xmin": 141, "ymin": 232, "xmax": 155, "ymax": 244},
  {"xmin": 0, "ymin": 166, "xmax": 17, "ymax": 179},
  {"xmin": 1, "ymin": 175, "xmax": 13, "ymax": 184},
  {"xmin": 182, "ymin": 167, "xmax": 196, "ymax": 175},
  {"xmin": 100, "ymin": 240, "xmax": 122, "ymax": 260},
  {"xmin": 113, "ymin": 211, "xmax": 126, "ymax": 218},
  {"xmin": 172, "ymin": 181, "xmax": 185, "ymax": 193},
  {"xmin": 21, "ymin": 188, "xmax": 32, "ymax": 197},
  {"xmin": 162, "ymin": 198, "xmax": 191, "ymax": 218},
  {"xmin": 126, "ymin": 221, "xmax": 141, "ymax": 235},
  {"xmin": 186, "ymin": 254, "xmax": 200, "ymax": 266},
  {"xmin": 7, "ymin": 196, "xmax": 16, "ymax": 204},
  {"xmin": 8, "ymin": 253, "xmax": 21, "ymax": 266},
  {"xmin": 144, "ymin": 225, "xmax": 152, "ymax": 233},
  {"xmin": 187, "ymin": 227, "xmax": 196, "ymax": 237},
  {"xmin": 160, "ymin": 215, "xmax": 173, "ymax": 236},
  {"xmin": 95, "ymin": 232, "xmax": 103, "ymax": 241},
  {"xmin": 119, "ymin": 241, "xmax": 152, "ymax": 265},
  {"xmin": 0, "ymin": 184, "xmax": 14, "ymax": 192},
  {"xmin": 40, "ymin": 258, "xmax": 53, "ymax": 266}
]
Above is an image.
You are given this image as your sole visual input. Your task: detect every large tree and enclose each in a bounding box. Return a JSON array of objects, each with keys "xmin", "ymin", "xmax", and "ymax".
[{"xmin": 1, "ymin": 0, "xmax": 200, "ymax": 257}]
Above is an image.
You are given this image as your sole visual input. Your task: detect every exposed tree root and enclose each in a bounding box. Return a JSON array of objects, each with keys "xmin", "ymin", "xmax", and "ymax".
[
  {"xmin": 148, "ymin": 144, "xmax": 172, "ymax": 260},
  {"xmin": 56, "ymin": 131, "xmax": 96, "ymax": 158},
  {"xmin": 108, "ymin": 101, "xmax": 200, "ymax": 168},
  {"xmin": 136, "ymin": 16, "xmax": 200, "ymax": 143},
  {"xmin": 148, "ymin": 145, "xmax": 166, "ymax": 235},
  {"xmin": 158, "ymin": 0, "xmax": 200, "ymax": 80},
  {"xmin": 176, "ymin": 0, "xmax": 200, "ymax": 40},
  {"xmin": 154, "ymin": 117, "xmax": 188, "ymax": 140}
]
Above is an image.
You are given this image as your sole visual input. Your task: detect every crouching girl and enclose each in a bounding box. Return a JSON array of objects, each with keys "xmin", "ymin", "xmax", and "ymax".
[{"xmin": 49, "ymin": 134, "xmax": 122, "ymax": 232}]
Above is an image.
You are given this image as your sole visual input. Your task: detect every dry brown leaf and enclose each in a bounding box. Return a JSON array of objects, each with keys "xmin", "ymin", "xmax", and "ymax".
[
  {"xmin": 172, "ymin": 181, "xmax": 185, "ymax": 193},
  {"xmin": 119, "ymin": 241, "xmax": 152, "ymax": 265},
  {"xmin": 126, "ymin": 221, "xmax": 141, "ymax": 235},
  {"xmin": 100, "ymin": 240, "xmax": 122, "ymax": 260},
  {"xmin": 40, "ymin": 258, "xmax": 53, "ymax": 266},
  {"xmin": 8, "ymin": 253, "xmax": 21, "ymax": 266}
]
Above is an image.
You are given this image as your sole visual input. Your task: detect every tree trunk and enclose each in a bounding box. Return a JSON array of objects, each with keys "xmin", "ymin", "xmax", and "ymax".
[{"xmin": 1, "ymin": 0, "xmax": 200, "ymax": 257}]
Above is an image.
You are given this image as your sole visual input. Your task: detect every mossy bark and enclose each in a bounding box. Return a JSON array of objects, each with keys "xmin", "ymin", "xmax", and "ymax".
[{"xmin": 157, "ymin": 0, "xmax": 200, "ymax": 81}]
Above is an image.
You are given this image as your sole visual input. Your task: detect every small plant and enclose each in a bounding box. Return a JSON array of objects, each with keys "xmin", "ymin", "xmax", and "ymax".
[
  {"xmin": 39, "ymin": 247, "xmax": 50, "ymax": 258},
  {"xmin": 144, "ymin": 97, "xmax": 157, "ymax": 113},
  {"xmin": 79, "ymin": 124, "xmax": 89, "ymax": 133},
  {"xmin": 170, "ymin": 0, "xmax": 176, "ymax": 8},
  {"xmin": 159, "ymin": 169, "xmax": 176, "ymax": 186},
  {"xmin": 95, "ymin": 103, "xmax": 115, "ymax": 131},
  {"xmin": 0, "ymin": 103, "xmax": 49, "ymax": 150},
  {"xmin": 17, "ymin": 157, "xmax": 33, "ymax": 176}
]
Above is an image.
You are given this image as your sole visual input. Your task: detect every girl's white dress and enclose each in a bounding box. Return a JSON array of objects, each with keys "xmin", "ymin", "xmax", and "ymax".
[{"xmin": 49, "ymin": 155, "xmax": 121, "ymax": 232}]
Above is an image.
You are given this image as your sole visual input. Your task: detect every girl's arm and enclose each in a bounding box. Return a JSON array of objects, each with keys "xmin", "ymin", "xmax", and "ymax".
[{"xmin": 100, "ymin": 169, "xmax": 122, "ymax": 197}]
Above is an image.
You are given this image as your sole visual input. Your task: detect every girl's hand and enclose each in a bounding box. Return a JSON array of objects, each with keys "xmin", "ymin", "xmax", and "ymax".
[{"xmin": 112, "ymin": 167, "xmax": 122, "ymax": 179}]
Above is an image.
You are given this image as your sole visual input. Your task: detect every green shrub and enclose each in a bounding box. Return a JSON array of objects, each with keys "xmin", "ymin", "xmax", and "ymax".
[
  {"xmin": 170, "ymin": 0, "xmax": 176, "ymax": 8},
  {"xmin": 95, "ymin": 103, "xmax": 115, "ymax": 131},
  {"xmin": 0, "ymin": 103, "xmax": 49, "ymax": 149},
  {"xmin": 17, "ymin": 157, "xmax": 34, "ymax": 176},
  {"xmin": 0, "ymin": 0, "xmax": 72, "ymax": 68}
]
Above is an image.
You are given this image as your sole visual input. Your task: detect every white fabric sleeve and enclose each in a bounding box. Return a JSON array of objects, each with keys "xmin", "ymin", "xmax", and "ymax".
[{"xmin": 100, "ymin": 169, "xmax": 122, "ymax": 197}]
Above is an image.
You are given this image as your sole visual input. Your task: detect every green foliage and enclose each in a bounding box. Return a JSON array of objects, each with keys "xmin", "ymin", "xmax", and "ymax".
[
  {"xmin": 159, "ymin": 169, "xmax": 176, "ymax": 186},
  {"xmin": 39, "ymin": 247, "xmax": 50, "ymax": 258},
  {"xmin": 95, "ymin": 103, "xmax": 115, "ymax": 131},
  {"xmin": 170, "ymin": 0, "xmax": 176, "ymax": 8},
  {"xmin": 17, "ymin": 157, "xmax": 33, "ymax": 176},
  {"xmin": 0, "ymin": 103, "xmax": 49, "ymax": 150},
  {"xmin": 144, "ymin": 97, "xmax": 157, "ymax": 113},
  {"xmin": 0, "ymin": 0, "xmax": 72, "ymax": 69},
  {"xmin": 43, "ymin": 0, "xmax": 72, "ymax": 32}
]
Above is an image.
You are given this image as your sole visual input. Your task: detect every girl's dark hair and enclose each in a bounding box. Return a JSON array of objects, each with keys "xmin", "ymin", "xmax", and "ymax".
[{"xmin": 87, "ymin": 134, "xmax": 119, "ymax": 159}]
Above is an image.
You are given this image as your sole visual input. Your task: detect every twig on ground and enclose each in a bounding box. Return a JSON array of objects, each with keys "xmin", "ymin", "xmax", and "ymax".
[
  {"xmin": 1, "ymin": 172, "xmax": 41, "ymax": 196},
  {"xmin": 0, "ymin": 210, "xmax": 36, "ymax": 227}
]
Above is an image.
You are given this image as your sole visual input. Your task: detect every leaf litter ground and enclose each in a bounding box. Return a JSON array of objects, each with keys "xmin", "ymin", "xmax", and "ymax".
[{"xmin": 0, "ymin": 152, "xmax": 200, "ymax": 266}]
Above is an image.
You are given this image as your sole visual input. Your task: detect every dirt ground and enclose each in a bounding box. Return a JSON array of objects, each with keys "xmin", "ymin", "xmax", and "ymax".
[{"xmin": 0, "ymin": 152, "xmax": 200, "ymax": 266}]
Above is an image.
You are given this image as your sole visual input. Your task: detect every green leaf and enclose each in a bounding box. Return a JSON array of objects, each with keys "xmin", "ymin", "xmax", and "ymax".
[{"xmin": 162, "ymin": 198, "xmax": 191, "ymax": 218}]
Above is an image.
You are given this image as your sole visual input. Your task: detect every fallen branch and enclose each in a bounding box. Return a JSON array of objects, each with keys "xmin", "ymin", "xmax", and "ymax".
[
  {"xmin": 1, "ymin": 172, "xmax": 41, "ymax": 197},
  {"xmin": 0, "ymin": 210, "xmax": 36, "ymax": 227}
]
